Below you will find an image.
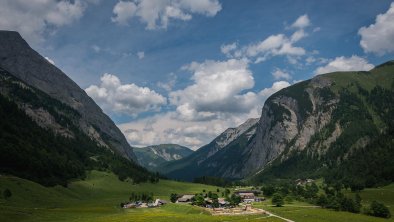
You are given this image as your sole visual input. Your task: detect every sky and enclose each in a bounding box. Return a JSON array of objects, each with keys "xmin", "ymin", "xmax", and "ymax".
[{"xmin": 1, "ymin": 0, "xmax": 394, "ymax": 149}]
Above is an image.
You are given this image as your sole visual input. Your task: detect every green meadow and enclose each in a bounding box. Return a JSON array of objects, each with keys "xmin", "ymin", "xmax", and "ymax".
[{"xmin": 0, "ymin": 171, "xmax": 393, "ymax": 222}]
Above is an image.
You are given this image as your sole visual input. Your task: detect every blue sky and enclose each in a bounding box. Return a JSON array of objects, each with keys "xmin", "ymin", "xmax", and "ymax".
[{"xmin": 1, "ymin": 0, "xmax": 394, "ymax": 149}]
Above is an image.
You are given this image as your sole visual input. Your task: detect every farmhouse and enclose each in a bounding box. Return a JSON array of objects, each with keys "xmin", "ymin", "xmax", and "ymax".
[
  {"xmin": 238, "ymin": 192, "xmax": 256, "ymax": 203},
  {"xmin": 295, "ymin": 178, "xmax": 315, "ymax": 186},
  {"xmin": 177, "ymin": 194, "xmax": 195, "ymax": 203},
  {"xmin": 154, "ymin": 199, "xmax": 167, "ymax": 206}
]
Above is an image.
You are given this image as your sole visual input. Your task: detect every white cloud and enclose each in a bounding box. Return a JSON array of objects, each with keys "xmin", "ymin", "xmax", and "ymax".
[
  {"xmin": 44, "ymin": 56, "xmax": 55, "ymax": 65},
  {"xmin": 290, "ymin": 29, "xmax": 307, "ymax": 42},
  {"xmin": 259, "ymin": 81, "xmax": 291, "ymax": 98},
  {"xmin": 119, "ymin": 79, "xmax": 291, "ymax": 149},
  {"xmin": 220, "ymin": 42, "xmax": 237, "ymax": 57},
  {"xmin": 291, "ymin": 14, "xmax": 311, "ymax": 29},
  {"xmin": 170, "ymin": 59, "xmax": 259, "ymax": 120},
  {"xmin": 314, "ymin": 56, "xmax": 374, "ymax": 75},
  {"xmin": 85, "ymin": 73, "xmax": 166, "ymax": 117},
  {"xmin": 0, "ymin": 0, "xmax": 89, "ymax": 44},
  {"xmin": 358, "ymin": 2, "xmax": 394, "ymax": 55},
  {"xmin": 137, "ymin": 51, "xmax": 145, "ymax": 59},
  {"xmin": 118, "ymin": 112, "xmax": 237, "ymax": 149},
  {"xmin": 111, "ymin": 1, "xmax": 137, "ymax": 25},
  {"xmin": 223, "ymin": 15, "xmax": 310, "ymax": 62},
  {"xmin": 272, "ymin": 68, "xmax": 291, "ymax": 80},
  {"xmin": 157, "ymin": 73, "xmax": 177, "ymax": 91},
  {"xmin": 111, "ymin": 0, "xmax": 222, "ymax": 29}
]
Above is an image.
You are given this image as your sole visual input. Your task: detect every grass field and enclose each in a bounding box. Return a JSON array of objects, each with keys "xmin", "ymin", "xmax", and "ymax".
[
  {"xmin": 0, "ymin": 171, "xmax": 282, "ymax": 222},
  {"xmin": 252, "ymin": 183, "xmax": 394, "ymax": 222},
  {"xmin": 0, "ymin": 171, "xmax": 392, "ymax": 222}
]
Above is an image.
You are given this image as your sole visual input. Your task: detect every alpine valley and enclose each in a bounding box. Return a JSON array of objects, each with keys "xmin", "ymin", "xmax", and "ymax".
[{"xmin": 1, "ymin": 2, "xmax": 394, "ymax": 221}]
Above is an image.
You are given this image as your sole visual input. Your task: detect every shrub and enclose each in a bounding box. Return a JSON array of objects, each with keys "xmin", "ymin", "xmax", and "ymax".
[
  {"xmin": 272, "ymin": 193, "xmax": 284, "ymax": 207},
  {"xmin": 367, "ymin": 201, "xmax": 391, "ymax": 218},
  {"xmin": 3, "ymin": 189, "xmax": 12, "ymax": 199}
]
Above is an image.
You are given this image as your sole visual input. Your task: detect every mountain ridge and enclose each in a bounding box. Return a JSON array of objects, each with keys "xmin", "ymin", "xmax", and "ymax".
[
  {"xmin": 134, "ymin": 144, "xmax": 193, "ymax": 170},
  {"xmin": 0, "ymin": 30, "xmax": 137, "ymax": 162}
]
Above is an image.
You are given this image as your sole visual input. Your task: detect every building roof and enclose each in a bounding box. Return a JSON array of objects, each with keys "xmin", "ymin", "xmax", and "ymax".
[
  {"xmin": 177, "ymin": 194, "xmax": 195, "ymax": 202},
  {"xmin": 238, "ymin": 192, "xmax": 255, "ymax": 196}
]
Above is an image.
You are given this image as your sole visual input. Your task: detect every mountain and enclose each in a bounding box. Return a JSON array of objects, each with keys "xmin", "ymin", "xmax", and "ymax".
[
  {"xmin": 134, "ymin": 144, "xmax": 193, "ymax": 170},
  {"xmin": 250, "ymin": 62, "xmax": 394, "ymax": 186},
  {"xmin": 0, "ymin": 31, "xmax": 154, "ymax": 186},
  {"xmin": 0, "ymin": 31, "xmax": 136, "ymax": 162},
  {"xmin": 162, "ymin": 61, "xmax": 394, "ymax": 187},
  {"xmin": 160, "ymin": 118, "xmax": 259, "ymax": 181}
]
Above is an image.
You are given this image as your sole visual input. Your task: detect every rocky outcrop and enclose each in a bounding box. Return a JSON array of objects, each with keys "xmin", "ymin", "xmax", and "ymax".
[
  {"xmin": 232, "ymin": 76, "xmax": 339, "ymax": 178},
  {"xmin": 0, "ymin": 31, "xmax": 136, "ymax": 161}
]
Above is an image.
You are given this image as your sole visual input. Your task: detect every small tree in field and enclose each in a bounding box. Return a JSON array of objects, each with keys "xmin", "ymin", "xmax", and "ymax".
[
  {"xmin": 272, "ymin": 193, "xmax": 284, "ymax": 207},
  {"xmin": 368, "ymin": 201, "xmax": 391, "ymax": 218},
  {"xmin": 170, "ymin": 193, "xmax": 178, "ymax": 203}
]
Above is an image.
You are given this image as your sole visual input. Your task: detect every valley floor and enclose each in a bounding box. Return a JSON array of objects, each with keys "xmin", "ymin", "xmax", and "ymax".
[{"xmin": 0, "ymin": 171, "xmax": 393, "ymax": 222}]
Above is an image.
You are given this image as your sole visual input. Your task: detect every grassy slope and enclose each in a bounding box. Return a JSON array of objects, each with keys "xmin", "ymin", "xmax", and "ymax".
[
  {"xmin": 345, "ymin": 184, "xmax": 394, "ymax": 213},
  {"xmin": 0, "ymin": 171, "xmax": 282, "ymax": 222},
  {"xmin": 254, "ymin": 184, "xmax": 394, "ymax": 222}
]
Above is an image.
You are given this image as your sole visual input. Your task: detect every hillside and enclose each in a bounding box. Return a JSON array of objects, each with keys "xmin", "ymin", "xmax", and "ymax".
[
  {"xmin": 0, "ymin": 66, "xmax": 152, "ymax": 186},
  {"xmin": 134, "ymin": 144, "xmax": 193, "ymax": 170},
  {"xmin": 160, "ymin": 118, "xmax": 259, "ymax": 181},
  {"xmin": 0, "ymin": 31, "xmax": 136, "ymax": 161},
  {"xmin": 163, "ymin": 61, "xmax": 394, "ymax": 187},
  {"xmin": 251, "ymin": 62, "xmax": 394, "ymax": 186}
]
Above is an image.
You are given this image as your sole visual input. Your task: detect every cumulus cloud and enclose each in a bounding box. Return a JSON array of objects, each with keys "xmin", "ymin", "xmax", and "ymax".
[
  {"xmin": 118, "ymin": 112, "xmax": 236, "ymax": 149},
  {"xmin": 259, "ymin": 81, "xmax": 291, "ymax": 98},
  {"xmin": 358, "ymin": 2, "xmax": 394, "ymax": 55},
  {"xmin": 0, "ymin": 0, "xmax": 89, "ymax": 44},
  {"xmin": 170, "ymin": 59, "xmax": 259, "ymax": 120},
  {"xmin": 111, "ymin": 1, "xmax": 137, "ymax": 25},
  {"xmin": 272, "ymin": 68, "xmax": 291, "ymax": 80},
  {"xmin": 220, "ymin": 42, "xmax": 237, "ymax": 57},
  {"xmin": 223, "ymin": 15, "xmax": 310, "ymax": 63},
  {"xmin": 111, "ymin": 0, "xmax": 222, "ymax": 29},
  {"xmin": 85, "ymin": 73, "xmax": 166, "ymax": 117},
  {"xmin": 119, "ymin": 79, "xmax": 291, "ymax": 148},
  {"xmin": 291, "ymin": 14, "xmax": 311, "ymax": 29},
  {"xmin": 314, "ymin": 56, "xmax": 374, "ymax": 75}
]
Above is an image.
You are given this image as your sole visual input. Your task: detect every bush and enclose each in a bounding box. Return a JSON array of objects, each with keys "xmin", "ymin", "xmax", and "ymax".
[
  {"xmin": 367, "ymin": 201, "xmax": 391, "ymax": 218},
  {"xmin": 272, "ymin": 193, "xmax": 284, "ymax": 207},
  {"xmin": 3, "ymin": 189, "xmax": 12, "ymax": 199},
  {"xmin": 170, "ymin": 193, "xmax": 178, "ymax": 203}
]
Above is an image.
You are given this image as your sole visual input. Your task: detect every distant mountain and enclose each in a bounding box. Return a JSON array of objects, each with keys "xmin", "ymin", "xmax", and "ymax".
[
  {"xmin": 134, "ymin": 144, "xmax": 193, "ymax": 170},
  {"xmin": 0, "ymin": 31, "xmax": 136, "ymax": 162},
  {"xmin": 160, "ymin": 118, "xmax": 259, "ymax": 181},
  {"xmin": 0, "ymin": 31, "xmax": 154, "ymax": 186},
  {"xmin": 163, "ymin": 61, "xmax": 394, "ymax": 188}
]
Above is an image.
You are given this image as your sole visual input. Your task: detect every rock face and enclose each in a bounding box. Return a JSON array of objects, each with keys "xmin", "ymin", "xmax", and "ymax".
[
  {"xmin": 134, "ymin": 144, "xmax": 193, "ymax": 170},
  {"xmin": 0, "ymin": 31, "xmax": 136, "ymax": 161},
  {"xmin": 234, "ymin": 76, "xmax": 338, "ymax": 178}
]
